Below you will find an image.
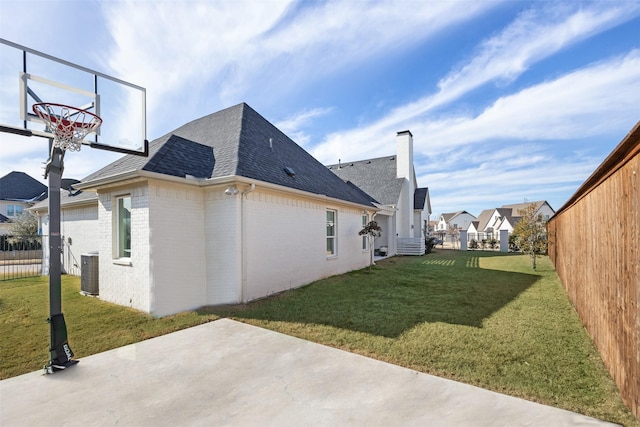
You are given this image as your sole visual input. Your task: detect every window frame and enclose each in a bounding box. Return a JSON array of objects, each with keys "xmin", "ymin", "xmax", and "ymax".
[
  {"xmin": 361, "ymin": 214, "xmax": 368, "ymax": 251},
  {"xmin": 326, "ymin": 209, "xmax": 337, "ymax": 257},
  {"xmin": 7, "ymin": 204, "xmax": 23, "ymax": 217},
  {"xmin": 115, "ymin": 195, "xmax": 132, "ymax": 260}
]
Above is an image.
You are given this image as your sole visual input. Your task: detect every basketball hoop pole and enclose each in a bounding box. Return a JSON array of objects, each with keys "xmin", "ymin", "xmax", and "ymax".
[
  {"xmin": 47, "ymin": 143, "xmax": 63, "ymax": 317},
  {"xmin": 45, "ymin": 142, "xmax": 78, "ymax": 373}
]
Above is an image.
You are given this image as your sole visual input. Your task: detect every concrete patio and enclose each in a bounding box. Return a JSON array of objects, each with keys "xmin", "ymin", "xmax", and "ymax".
[{"xmin": 0, "ymin": 319, "xmax": 618, "ymax": 426}]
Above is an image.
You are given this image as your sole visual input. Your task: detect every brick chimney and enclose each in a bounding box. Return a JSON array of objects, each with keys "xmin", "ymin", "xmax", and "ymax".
[
  {"xmin": 396, "ymin": 130, "xmax": 415, "ymax": 238},
  {"xmin": 396, "ymin": 130, "xmax": 413, "ymax": 181}
]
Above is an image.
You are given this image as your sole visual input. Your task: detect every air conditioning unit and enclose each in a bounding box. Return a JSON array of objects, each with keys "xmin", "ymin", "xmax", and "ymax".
[{"xmin": 81, "ymin": 252, "xmax": 99, "ymax": 295}]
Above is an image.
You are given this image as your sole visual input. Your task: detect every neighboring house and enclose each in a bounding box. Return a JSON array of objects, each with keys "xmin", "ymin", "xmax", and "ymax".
[
  {"xmin": 31, "ymin": 187, "xmax": 99, "ymax": 276},
  {"xmin": 436, "ymin": 211, "xmax": 476, "ymax": 233},
  {"xmin": 466, "ymin": 221, "xmax": 480, "ymax": 242},
  {"xmin": 464, "ymin": 201, "xmax": 555, "ymax": 245},
  {"xmin": 494, "ymin": 201, "xmax": 555, "ymax": 233},
  {"xmin": 0, "ymin": 171, "xmax": 47, "ymax": 234},
  {"xmin": 327, "ymin": 131, "xmax": 432, "ymax": 256},
  {"xmin": 469, "ymin": 208, "xmax": 512, "ymax": 241},
  {"xmin": 500, "ymin": 201, "xmax": 555, "ymax": 222},
  {"xmin": 39, "ymin": 103, "xmax": 381, "ymax": 316},
  {"xmin": 495, "ymin": 214, "xmax": 521, "ymax": 234}
]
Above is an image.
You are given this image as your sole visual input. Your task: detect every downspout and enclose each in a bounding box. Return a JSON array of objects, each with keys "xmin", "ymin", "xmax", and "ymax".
[{"xmin": 239, "ymin": 184, "xmax": 255, "ymax": 302}]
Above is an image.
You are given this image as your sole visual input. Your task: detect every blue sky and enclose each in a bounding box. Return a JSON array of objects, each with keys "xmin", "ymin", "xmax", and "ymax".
[{"xmin": 1, "ymin": 0, "xmax": 639, "ymax": 218}]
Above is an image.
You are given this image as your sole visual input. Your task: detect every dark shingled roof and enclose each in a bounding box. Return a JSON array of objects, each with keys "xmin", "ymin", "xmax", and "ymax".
[
  {"xmin": 0, "ymin": 171, "xmax": 47, "ymax": 201},
  {"xmin": 142, "ymin": 135, "xmax": 215, "ymax": 179},
  {"xmin": 82, "ymin": 103, "xmax": 376, "ymax": 207},
  {"xmin": 414, "ymin": 187, "xmax": 429, "ymax": 210},
  {"xmin": 327, "ymin": 156, "xmax": 428, "ymax": 209},
  {"xmin": 327, "ymin": 156, "xmax": 404, "ymax": 205}
]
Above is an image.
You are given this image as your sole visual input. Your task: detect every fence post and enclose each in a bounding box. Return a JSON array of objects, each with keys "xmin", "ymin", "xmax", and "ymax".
[
  {"xmin": 460, "ymin": 230, "xmax": 467, "ymax": 251},
  {"xmin": 500, "ymin": 230, "xmax": 509, "ymax": 252}
]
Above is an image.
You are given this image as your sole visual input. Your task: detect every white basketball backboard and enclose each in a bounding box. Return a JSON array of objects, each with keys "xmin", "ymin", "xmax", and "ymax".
[{"xmin": 0, "ymin": 38, "xmax": 148, "ymax": 156}]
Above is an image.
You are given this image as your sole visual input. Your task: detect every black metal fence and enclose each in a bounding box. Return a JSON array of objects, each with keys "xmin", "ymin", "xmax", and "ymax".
[{"xmin": 0, "ymin": 235, "xmax": 44, "ymax": 280}]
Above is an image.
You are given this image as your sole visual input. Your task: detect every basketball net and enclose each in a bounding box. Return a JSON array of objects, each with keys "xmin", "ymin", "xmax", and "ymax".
[{"xmin": 32, "ymin": 103, "xmax": 102, "ymax": 152}]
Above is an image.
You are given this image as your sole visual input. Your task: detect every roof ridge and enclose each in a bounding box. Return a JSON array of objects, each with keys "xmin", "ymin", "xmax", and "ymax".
[{"xmin": 326, "ymin": 154, "xmax": 395, "ymax": 168}]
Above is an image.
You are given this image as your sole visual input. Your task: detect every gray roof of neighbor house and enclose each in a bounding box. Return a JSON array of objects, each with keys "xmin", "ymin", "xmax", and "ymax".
[
  {"xmin": 0, "ymin": 213, "xmax": 10, "ymax": 223},
  {"xmin": 501, "ymin": 200, "xmax": 554, "ymax": 215},
  {"xmin": 442, "ymin": 210, "xmax": 475, "ymax": 222},
  {"xmin": 81, "ymin": 103, "xmax": 377, "ymax": 208},
  {"xmin": 475, "ymin": 209, "xmax": 494, "ymax": 230},
  {"xmin": 30, "ymin": 186, "xmax": 98, "ymax": 211},
  {"xmin": 476, "ymin": 208, "xmax": 512, "ymax": 231},
  {"xmin": 327, "ymin": 156, "xmax": 429, "ymax": 208},
  {"xmin": 0, "ymin": 171, "xmax": 47, "ymax": 202},
  {"xmin": 500, "ymin": 214, "xmax": 522, "ymax": 228},
  {"xmin": 441, "ymin": 211, "xmax": 461, "ymax": 222}
]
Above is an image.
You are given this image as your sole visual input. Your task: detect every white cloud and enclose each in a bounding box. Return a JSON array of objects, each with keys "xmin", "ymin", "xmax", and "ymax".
[
  {"xmin": 438, "ymin": 1, "xmax": 640, "ymax": 93},
  {"xmin": 275, "ymin": 107, "xmax": 334, "ymax": 134},
  {"xmin": 100, "ymin": 0, "xmax": 501, "ymax": 134},
  {"xmin": 275, "ymin": 107, "xmax": 333, "ymax": 147},
  {"xmin": 422, "ymin": 153, "xmax": 600, "ymax": 216},
  {"xmin": 420, "ymin": 50, "xmax": 640, "ymax": 152},
  {"xmin": 101, "ymin": 1, "xmax": 294, "ymax": 110},
  {"xmin": 309, "ymin": 2, "xmax": 640, "ymax": 163}
]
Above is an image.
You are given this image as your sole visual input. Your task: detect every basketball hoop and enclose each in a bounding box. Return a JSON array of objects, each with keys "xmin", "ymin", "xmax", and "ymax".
[{"xmin": 32, "ymin": 103, "xmax": 102, "ymax": 152}]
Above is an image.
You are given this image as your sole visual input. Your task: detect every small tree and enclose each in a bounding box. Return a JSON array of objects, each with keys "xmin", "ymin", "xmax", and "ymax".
[
  {"xmin": 359, "ymin": 220, "xmax": 382, "ymax": 269},
  {"xmin": 448, "ymin": 226, "xmax": 460, "ymax": 249},
  {"xmin": 511, "ymin": 203, "xmax": 548, "ymax": 269},
  {"xmin": 8, "ymin": 211, "xmax": 39, "ymax": 250}
]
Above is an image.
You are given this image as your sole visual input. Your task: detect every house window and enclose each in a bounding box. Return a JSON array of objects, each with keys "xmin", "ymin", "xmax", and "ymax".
[
  {"xmin": 7, "ymin": 204, "xmax": 23, "ymax": 217},
  {"xmin": 326, "ymin": 210, "xmax": 336, "ymax": 256},
  {"xmin": 362, "ymin": 214, "xmax": 368, "ymax": 250},
  {"xmin": 116, "ymin": 196, "xmax": 131, "ymax": 258}
]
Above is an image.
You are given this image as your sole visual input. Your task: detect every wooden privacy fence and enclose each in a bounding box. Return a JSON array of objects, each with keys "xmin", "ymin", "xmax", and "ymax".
[{"xmin": 548, "ymin": 122, "xmax": 639, "ymax": 418}]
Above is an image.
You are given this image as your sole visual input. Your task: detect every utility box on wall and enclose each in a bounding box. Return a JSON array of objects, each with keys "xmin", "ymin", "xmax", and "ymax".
[{"xmin": 81, "ymin": 252, "xmax": 99, "ymax": 295}]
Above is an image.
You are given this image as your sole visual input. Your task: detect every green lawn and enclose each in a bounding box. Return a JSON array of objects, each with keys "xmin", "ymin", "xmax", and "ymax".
[
  {"xmin": 0, "ymin": 275, "xmax": 218, "ymax": 380},
  {"xmin": 1, "ymin": 250, "xmax": 637, "ymax": 426}
]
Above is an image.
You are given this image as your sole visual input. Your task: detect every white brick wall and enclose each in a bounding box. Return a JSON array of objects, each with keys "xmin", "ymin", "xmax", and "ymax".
[
  {"xmin": 60, "ymin": 204, "xmax": 99, "ymax": 276},
  {"xmin": 148, "ymin": 181, "xmax": 206, "ymax": 316},
  {"xmin": 242, "ymin": 189, "xmax": 371, "ymax": 302},
  {"xmin": 204, "ymin": 188, "xmax": 241, "ymax": 305},
  {"xmin": 98, "ymin": 185, "xmax": 151, "ymax": 313}
]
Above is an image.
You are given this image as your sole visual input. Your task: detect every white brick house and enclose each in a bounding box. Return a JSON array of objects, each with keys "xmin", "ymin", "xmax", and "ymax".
[{"xmin": 41, "ymin": 103, "xmax": 382, "ymax": 316}]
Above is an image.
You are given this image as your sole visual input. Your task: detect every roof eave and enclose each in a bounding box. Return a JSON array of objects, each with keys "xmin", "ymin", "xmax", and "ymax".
[{"xmin": 75, "ymin": 170, "xmax": 379, "ymax": 212}]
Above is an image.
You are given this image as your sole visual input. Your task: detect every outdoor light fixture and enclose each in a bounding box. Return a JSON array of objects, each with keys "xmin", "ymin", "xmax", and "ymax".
[{"xmin": 224, "ymin": 185, "xmax": 238, "ymax": 195}]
